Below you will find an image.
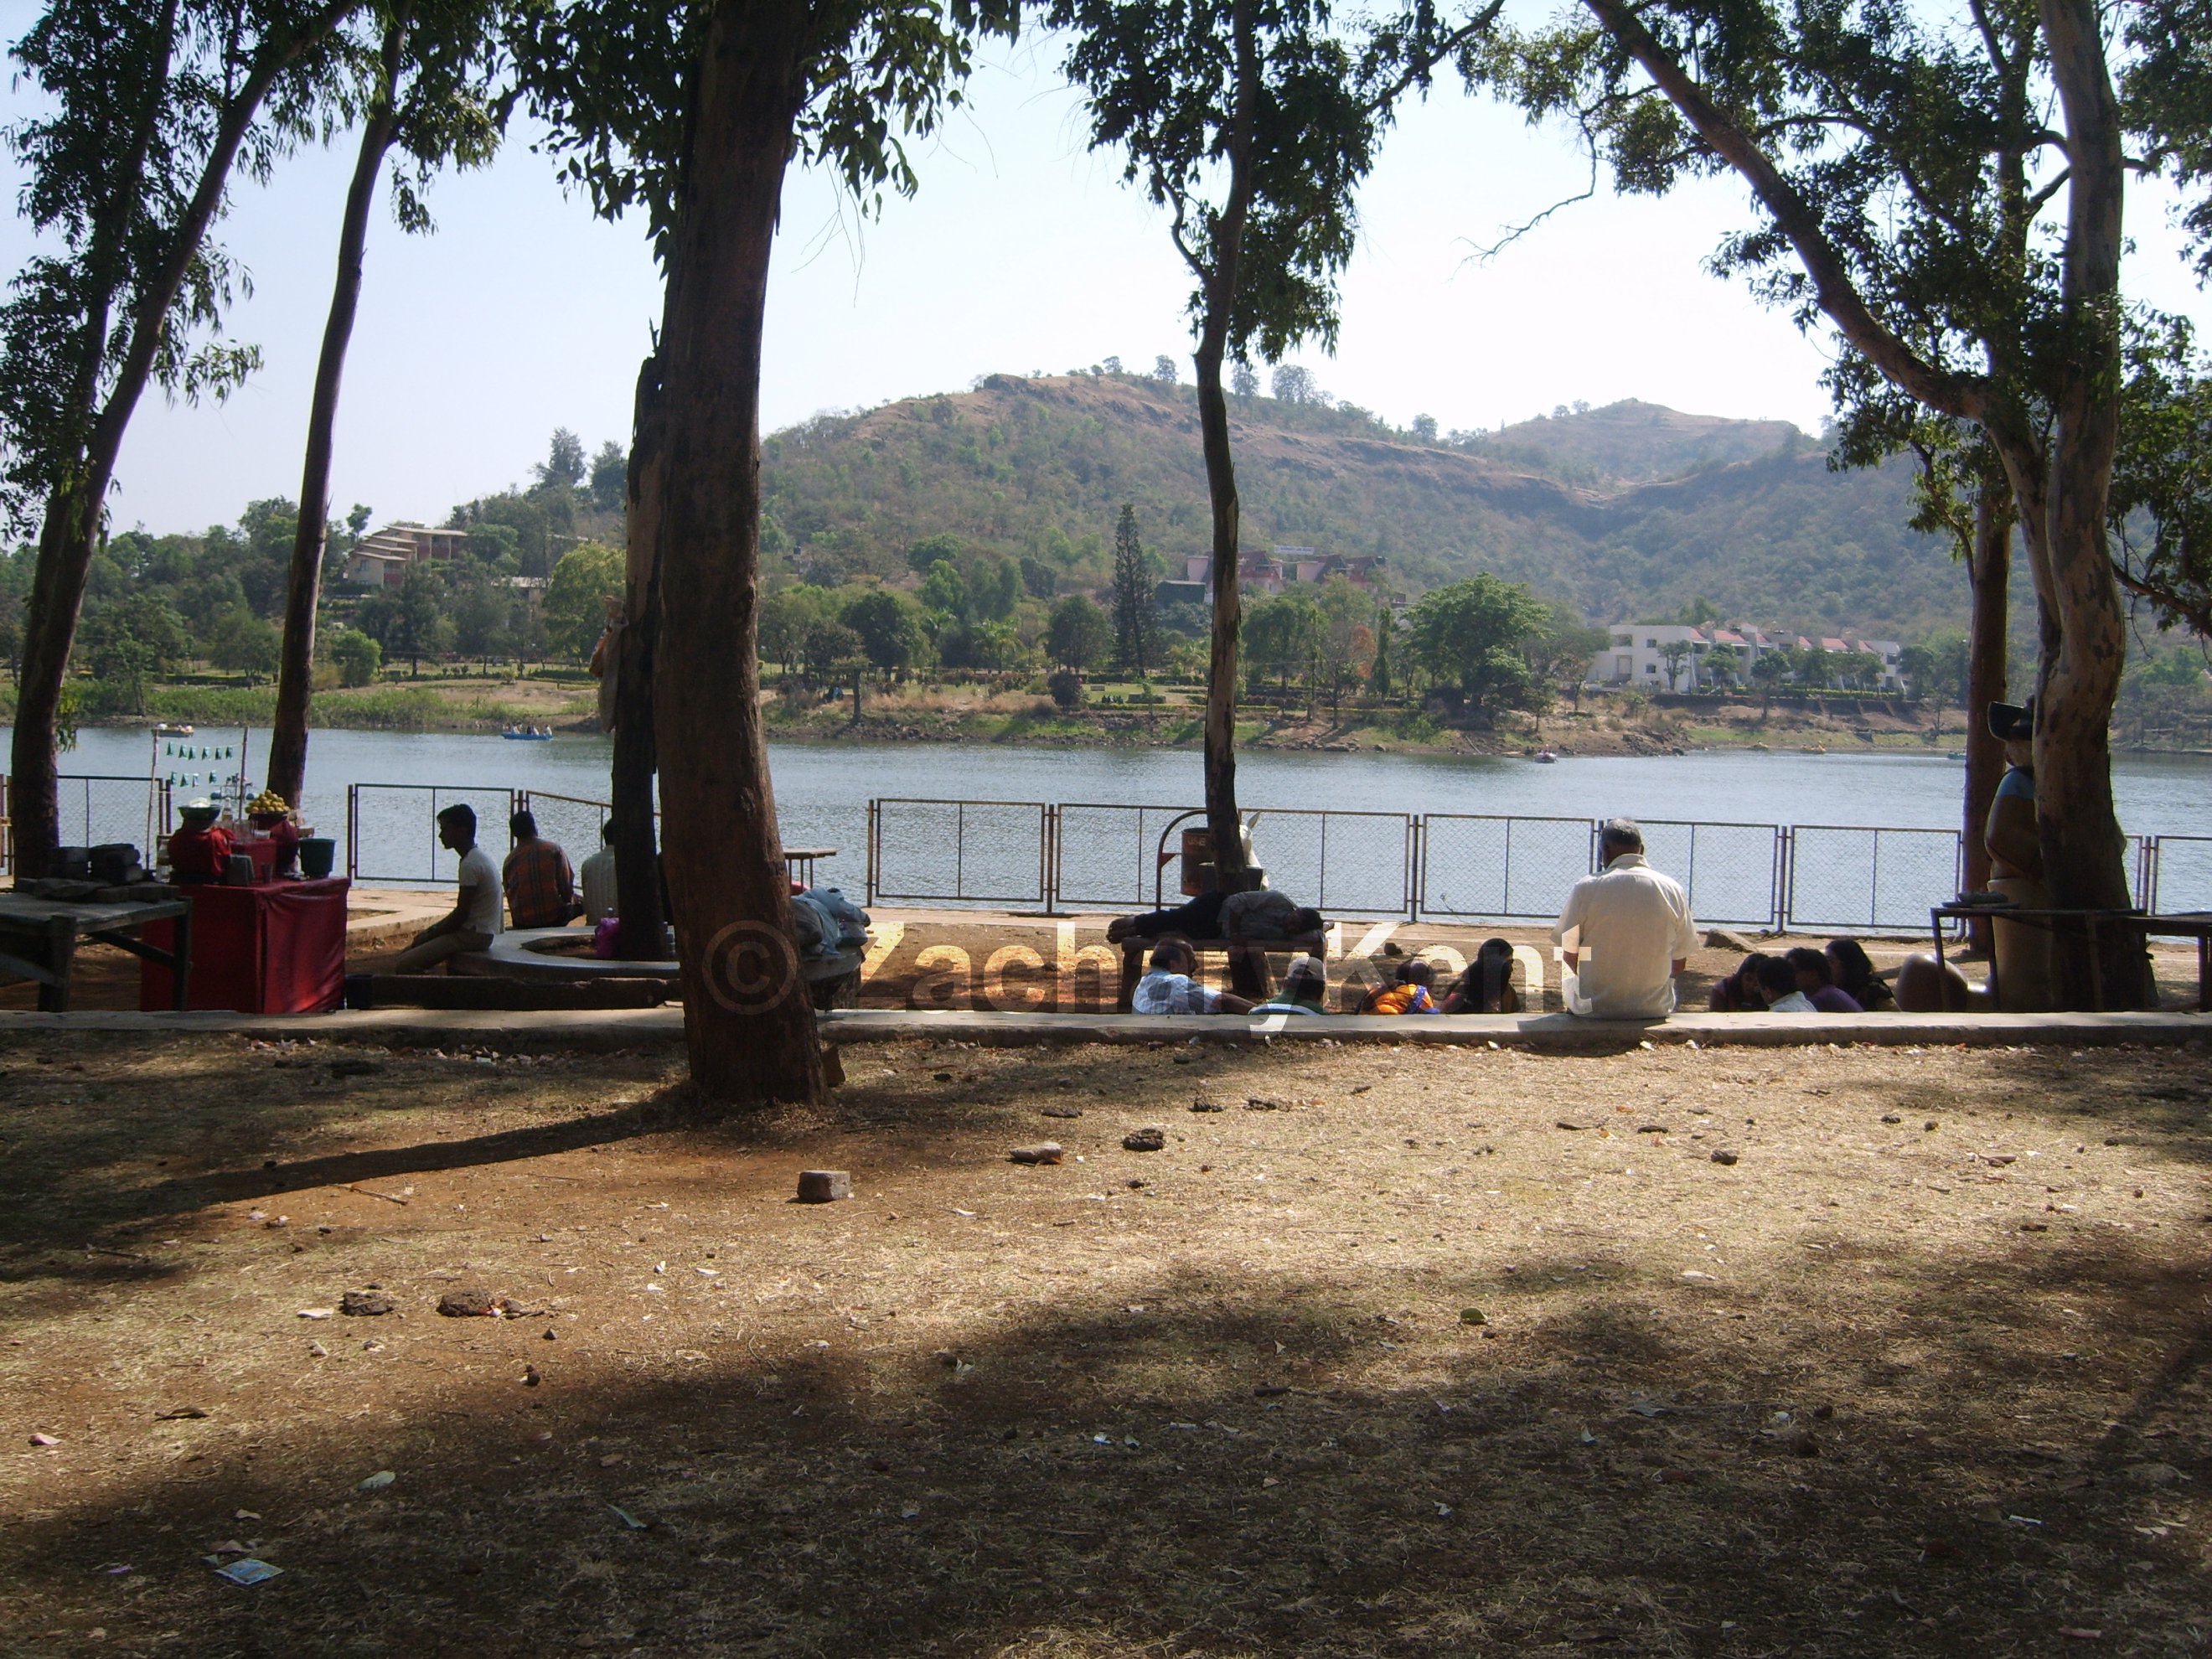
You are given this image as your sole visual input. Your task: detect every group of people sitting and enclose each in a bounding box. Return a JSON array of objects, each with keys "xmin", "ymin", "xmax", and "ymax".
[
  {"xmin": 1130, "ymin": 937, "xmax": 1526, "ymax": 1017},
  {"xmin": 1707, "ymin": 940, "xmax": 1895, "ymax": 1014},
  {"xmin": 394, "ymin": 804, "xmax": 619, "ymax": 973}
]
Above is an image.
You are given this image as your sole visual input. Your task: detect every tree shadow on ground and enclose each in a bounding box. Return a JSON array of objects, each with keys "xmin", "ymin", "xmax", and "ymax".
[
  {"xmin": 7, "ymin": 1232, "xmax": 2209, "ymax": 1651},
  {"xmin": 6, "ymin": 1034, "xmax": 2211, "ymax": 1656}
]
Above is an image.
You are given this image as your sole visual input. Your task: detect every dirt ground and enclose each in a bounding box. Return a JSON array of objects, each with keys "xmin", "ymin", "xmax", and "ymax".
[{"xmin": 3, "ymin": 1030, "xmax": 2209, "ymax": 1656}]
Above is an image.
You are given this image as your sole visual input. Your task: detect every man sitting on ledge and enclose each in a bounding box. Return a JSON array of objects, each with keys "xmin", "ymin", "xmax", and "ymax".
[
  {"xmin": 1132, "ymin": 939, "xmax": 1254, "ymax": 1015},
  {"xmin": 393, "ymin": 804, "xmax": 503, "ymax": 974},
  {"xmin": 1552, "ymin": 817, "xmax": 1698, "ymax": 1019}
]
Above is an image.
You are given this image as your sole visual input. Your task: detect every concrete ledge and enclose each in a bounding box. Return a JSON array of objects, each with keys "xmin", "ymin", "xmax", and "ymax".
[{"xmin": 0, "ymin": 1005, "xmax": 2201, "ymax": 1053}]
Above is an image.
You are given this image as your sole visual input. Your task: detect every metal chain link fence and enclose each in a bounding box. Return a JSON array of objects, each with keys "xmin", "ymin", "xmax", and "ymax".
[
  {"xmin": 345, "ymin": 784, "xmax": 517, "ymax": 886},
  {"xmin": 1784, "ymin": 825, "xmax": 1962, "ymax": 933},
  {"xmin": 1418, "ymin": 814, "xmax": 1594, "ymax": 921},
  {"xmin": 868, "ymin": 798, "xmax": 1050, "ymax": 907},
  {"xmin": 1054, "ymin": 804, "xmax": 1191, "ymax": 910},
  {"xmin": 1637, "ymin": 819, "xmax": 1783, "ymax": 930}
]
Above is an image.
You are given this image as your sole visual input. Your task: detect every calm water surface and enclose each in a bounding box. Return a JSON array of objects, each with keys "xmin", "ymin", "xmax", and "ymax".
[{"xmin": 21, "ymin": 725, "xmax": 2209, "ymax": 906}]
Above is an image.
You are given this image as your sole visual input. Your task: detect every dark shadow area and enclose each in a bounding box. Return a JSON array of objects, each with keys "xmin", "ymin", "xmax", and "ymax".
[
  {"xmin": 3, "ymin": 1234, "xmax": 2207, "ymax": 1657},
  {"xmin": 4, "ymin": 1033, "xmax": 2209, "ymax": 1656}
]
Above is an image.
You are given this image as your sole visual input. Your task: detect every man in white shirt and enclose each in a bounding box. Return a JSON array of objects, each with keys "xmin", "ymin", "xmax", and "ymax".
[
  {"xmin": 1551, "ymin": 819, "xmax": 1698, "ymax": 1019},
  {"xmin": 1131, "ymin": 939, "xmax": 1254, "ymax": 1015},
  {"xmin": 579, "ymin": 823, "xmax": 619, "ymax": 923},
  {"xmin": 393, "ymin": 804, "xmax": 504, "ymax": 972}
]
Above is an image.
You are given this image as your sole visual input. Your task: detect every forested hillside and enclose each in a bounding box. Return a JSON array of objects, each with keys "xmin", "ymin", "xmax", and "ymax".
[{"xmin": 758, "ymin": 373, "xmax": 1978, "ymax": 637}]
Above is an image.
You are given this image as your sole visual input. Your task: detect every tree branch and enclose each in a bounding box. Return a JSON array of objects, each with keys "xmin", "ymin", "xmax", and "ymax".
[{"xmin": 1579, "ymin": 0, "xmax": 1988, "ymax": 423}]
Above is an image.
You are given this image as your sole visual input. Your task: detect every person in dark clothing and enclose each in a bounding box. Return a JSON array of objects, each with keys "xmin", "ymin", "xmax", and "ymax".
[
  {"xmin": 1106, "ymin": 887, "xmax": 1229, "ymax": 944},
  {"xmin": 1786, "ymin": 946, "xmax": 1863, "ymax": 1012},
  {"xmin": 1825, "ymin": 938, "xmax": 1895, "ymax": 1010},
  {"xmin": 1708, "ymin": 951, "xmax": 1775, "ymax": 1011}
]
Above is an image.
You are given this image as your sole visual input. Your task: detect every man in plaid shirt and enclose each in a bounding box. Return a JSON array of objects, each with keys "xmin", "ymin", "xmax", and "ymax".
[{"xmin": 502, "ymin": 810, "xmax": 581, "ymax": 929}]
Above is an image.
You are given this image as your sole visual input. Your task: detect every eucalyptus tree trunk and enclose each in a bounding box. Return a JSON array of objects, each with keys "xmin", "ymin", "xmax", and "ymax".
[
  {"xmin": 2026, "ymin": 0, "xmax": 2141, "ymax": 1005},
  {"xmin": 644, "ymin": 0, "xmax": 823, "ymax": 1104},
  {"xmin": 1196, "ymin": 0, "xmax": 1258, "ymax": 892},
  {"xmin": 269, "ymin": 9, "xmax": 412, "ymax": 808},
  {"xmin": 609, "ymin": 350, "xmax": 669, "ymax": 959},
  {"xmin": 9, "ymin": 0, "xmax": 360, "ymax": 876}
]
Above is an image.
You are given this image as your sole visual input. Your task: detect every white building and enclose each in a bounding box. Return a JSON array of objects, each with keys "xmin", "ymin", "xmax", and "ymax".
[{"xmin": 1589, "ymin": 621, "xmax": 1904, "ymax": 691}]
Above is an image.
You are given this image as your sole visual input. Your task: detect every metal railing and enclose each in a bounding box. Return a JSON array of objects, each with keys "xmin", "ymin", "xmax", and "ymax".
[
  {"xmin": 865, "ymin": 798, "xmax": 2001, "ymax": 933},
  {"xmin": 0, "ymin": 774, "xmax": 174, "ymax": 872},
  {"xmin": 867, "ymin": 798, "xmax": 1053, "ymax": 907},
  {"xmin": 1781, "ymin": 825, "xmax": 1962, "ymax": 933},
  {"xmin": 2144, "ymin": 835, "xmax": 2212, "ymax": 914},
  {"xmin": 1418, "ymin": 814, "xmax": 1594, "ymax": 923},
  {"xmin": 345, "ymin": 783, "xmax": 516, "ymax": 886}
]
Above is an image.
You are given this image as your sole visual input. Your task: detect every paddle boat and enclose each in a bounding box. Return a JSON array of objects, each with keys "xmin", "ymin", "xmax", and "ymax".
[{"xmin": 502, "ymin": 725, "xmax": 554, "ymax": 741}]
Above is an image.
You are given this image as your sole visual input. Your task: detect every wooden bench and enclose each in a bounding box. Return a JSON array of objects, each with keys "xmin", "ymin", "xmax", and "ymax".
[{"xmin": 1114, "ymin": 929, "xmax": 1331, "ymax": 1012}]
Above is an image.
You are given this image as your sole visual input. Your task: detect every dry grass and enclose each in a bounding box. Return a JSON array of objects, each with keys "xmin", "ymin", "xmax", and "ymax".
[{"xmin": 2, "ymin": 1030, "xmax": 2209, "ymax": 1656}]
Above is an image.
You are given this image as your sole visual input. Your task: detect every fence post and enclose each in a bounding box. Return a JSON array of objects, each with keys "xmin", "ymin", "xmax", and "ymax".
[
  {"xmin": 1778, "ymin": 827, "xmax": 1794, "ymax": 933},
  {"xmin": 866, "ymin": 800, "xmax": 878, "ymax": 907},
  {"xmin": 1042, "ymin": 804, "xmax": 1059, "ymax": 915},
  {"xmin": 1408, "ymin": 815, "xmax": 1424, "ymax": 923},
  {"xmin": 346, "ymin": 785, "xmax": 359, "ymax": 882}
]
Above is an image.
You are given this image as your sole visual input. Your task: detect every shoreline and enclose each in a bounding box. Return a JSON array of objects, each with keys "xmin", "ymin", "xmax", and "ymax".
[
  {"xmin": 67, "ymin": 704, "xmax": 2212, "ymax": 761},
  {"xmin": 40, "ymin": 679, "xmax": 2209, "ymax": 760}
]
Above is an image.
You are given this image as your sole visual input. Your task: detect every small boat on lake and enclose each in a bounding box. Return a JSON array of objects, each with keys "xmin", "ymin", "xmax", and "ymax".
[
  {"xmin": 152, "ymin": 722, "xmax": 194, "ymax": 737},
  {"xmin": 502, "ymin": 726, "xmax": 553, "ymax": 741},
  {"xmin": 1532, "ymin": 749, "xmax": 1559, "ymax": 763}
]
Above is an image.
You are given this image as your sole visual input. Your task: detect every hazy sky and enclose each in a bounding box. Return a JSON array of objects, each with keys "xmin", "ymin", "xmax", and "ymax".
[{"xmin": 3, "ymin": 20, "xmax": 2208, "ymax": 535}]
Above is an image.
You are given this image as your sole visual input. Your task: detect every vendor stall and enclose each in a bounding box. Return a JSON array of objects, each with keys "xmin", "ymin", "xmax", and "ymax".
[{"xmin": 139, "ymin": 876, "xmax": 349, "ymax": 1014}]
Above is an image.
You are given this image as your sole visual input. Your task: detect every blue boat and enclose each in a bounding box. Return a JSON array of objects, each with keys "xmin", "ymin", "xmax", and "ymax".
[{"xmin": 502, "ymin": 726, "xmax": 554, "ymax": 741}]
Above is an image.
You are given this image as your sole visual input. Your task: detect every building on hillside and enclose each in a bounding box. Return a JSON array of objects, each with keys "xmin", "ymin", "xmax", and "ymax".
[
  {"xmin": 1177, "ymin": 545, "xmax": 1388, "ymax": 596},
  {"xmin": 1589, "ymin": 620, "xmax": 1904, "ymax": 691},
  {"xmin": 339, "ymin": 523, "xmax": 471, "ymax": 589}
]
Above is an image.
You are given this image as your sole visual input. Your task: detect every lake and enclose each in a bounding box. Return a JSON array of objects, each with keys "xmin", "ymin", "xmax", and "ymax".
[{"xmin": 19, "ymin": 726, "xmax": 2209, "ymax": 920}]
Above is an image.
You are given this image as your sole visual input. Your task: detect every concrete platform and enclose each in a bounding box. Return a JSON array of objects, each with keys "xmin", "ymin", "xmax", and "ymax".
[{"xmin": 0, "ymin": 1004, "xmax": 2200, "ymax": 1053}]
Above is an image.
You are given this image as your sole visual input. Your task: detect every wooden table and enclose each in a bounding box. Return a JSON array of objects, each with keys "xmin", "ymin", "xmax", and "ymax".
[
  {"xmin": 0, "ymin": 892, "xmax": 193, "ymax": 1012},
  {"xmin": 1931, "ymin": 903, "xmax": 2212, "ymax": 1011},
  {"xmin": 785, "ymin": 847, "xmax": 839, "ymax": 888}
]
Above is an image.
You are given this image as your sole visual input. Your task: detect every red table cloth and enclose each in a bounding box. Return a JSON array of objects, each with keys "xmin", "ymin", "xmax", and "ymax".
[{"xmin": 139, "ymin": 877, "xmax": 350, "ymax": 1014}]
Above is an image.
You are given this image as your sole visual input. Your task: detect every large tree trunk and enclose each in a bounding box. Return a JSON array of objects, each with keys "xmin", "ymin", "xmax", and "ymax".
[
  {"xmin": 1960, "ymin": 485, "xmax": 2011, "ymax": 902},
  {"xmin": 2031, "ymin": 0, "xmax": 2141, "ymax": 1007},
  {"xmin": 268, "ymin": 13, "xmax": 411, "ymax": 808},
  {"xmin": 611, "ymin": 353, "xmax": 669, "ymax": 960},
  {"xmin": 8, "ymin": 0, "xmax": 359, "ymax": 876},
  {"xmin": 1196, "ymin": 0, "xmax": 1258, "ymax": 892},
  {"xmin": 646, "ymin": 0, "xmax": 822, "ymax": 1105}
]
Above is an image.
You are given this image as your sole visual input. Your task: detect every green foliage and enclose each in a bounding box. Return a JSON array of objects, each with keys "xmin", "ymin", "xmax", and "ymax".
[
  {"xmin": 2110, "ymin": 318, "xmax": 2212, "ymax": 637},
  {"xmin": 328, "ymin": 626, "xmax": 382, "ymax": 687},
  {"xmin": 759, "ymin": 585, "xmax": 830, "ymax": 668},
  {"xmin": 906, "ymin": 531, "xmax": 964, "ymax": 575},
  {"xmin": 542, "ymin": 540, "xmax": 623, "ymax": 661},
  {"xmin": 1046, "ymin": 592, "xmax": 1111, "ymax": 671},
  {"xmin": 509, "ymin": 0, "xmax": 1021, "ymax": 265},
  {"xmin": 207, "ymin": 607, "xmax": 282, "ymax": 681},
  {"xmin": 1109, "ymin": 503, "xmax": 1157, "ymax": 672},
  {"xmin": 840, "ymin": 587, "xmax": 924, "ymax": 670},
  {"xmin": 535, "ymin": 426, "xmax": 587, "ymax": 490},
  {"xmin": 0, "ymin": 0, "xmax": 364, "ymax": 529},
  {"xmin": 1406, "ymin": 574, "xmax": 1549, "ymax": 717},
  {"xmin": 1052, "ymin": 0, "xmax": 1471, "ymax": 366},
  {"xmin": 918, "ymin": 559, "xmax": 967, "ymax": 618}
]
